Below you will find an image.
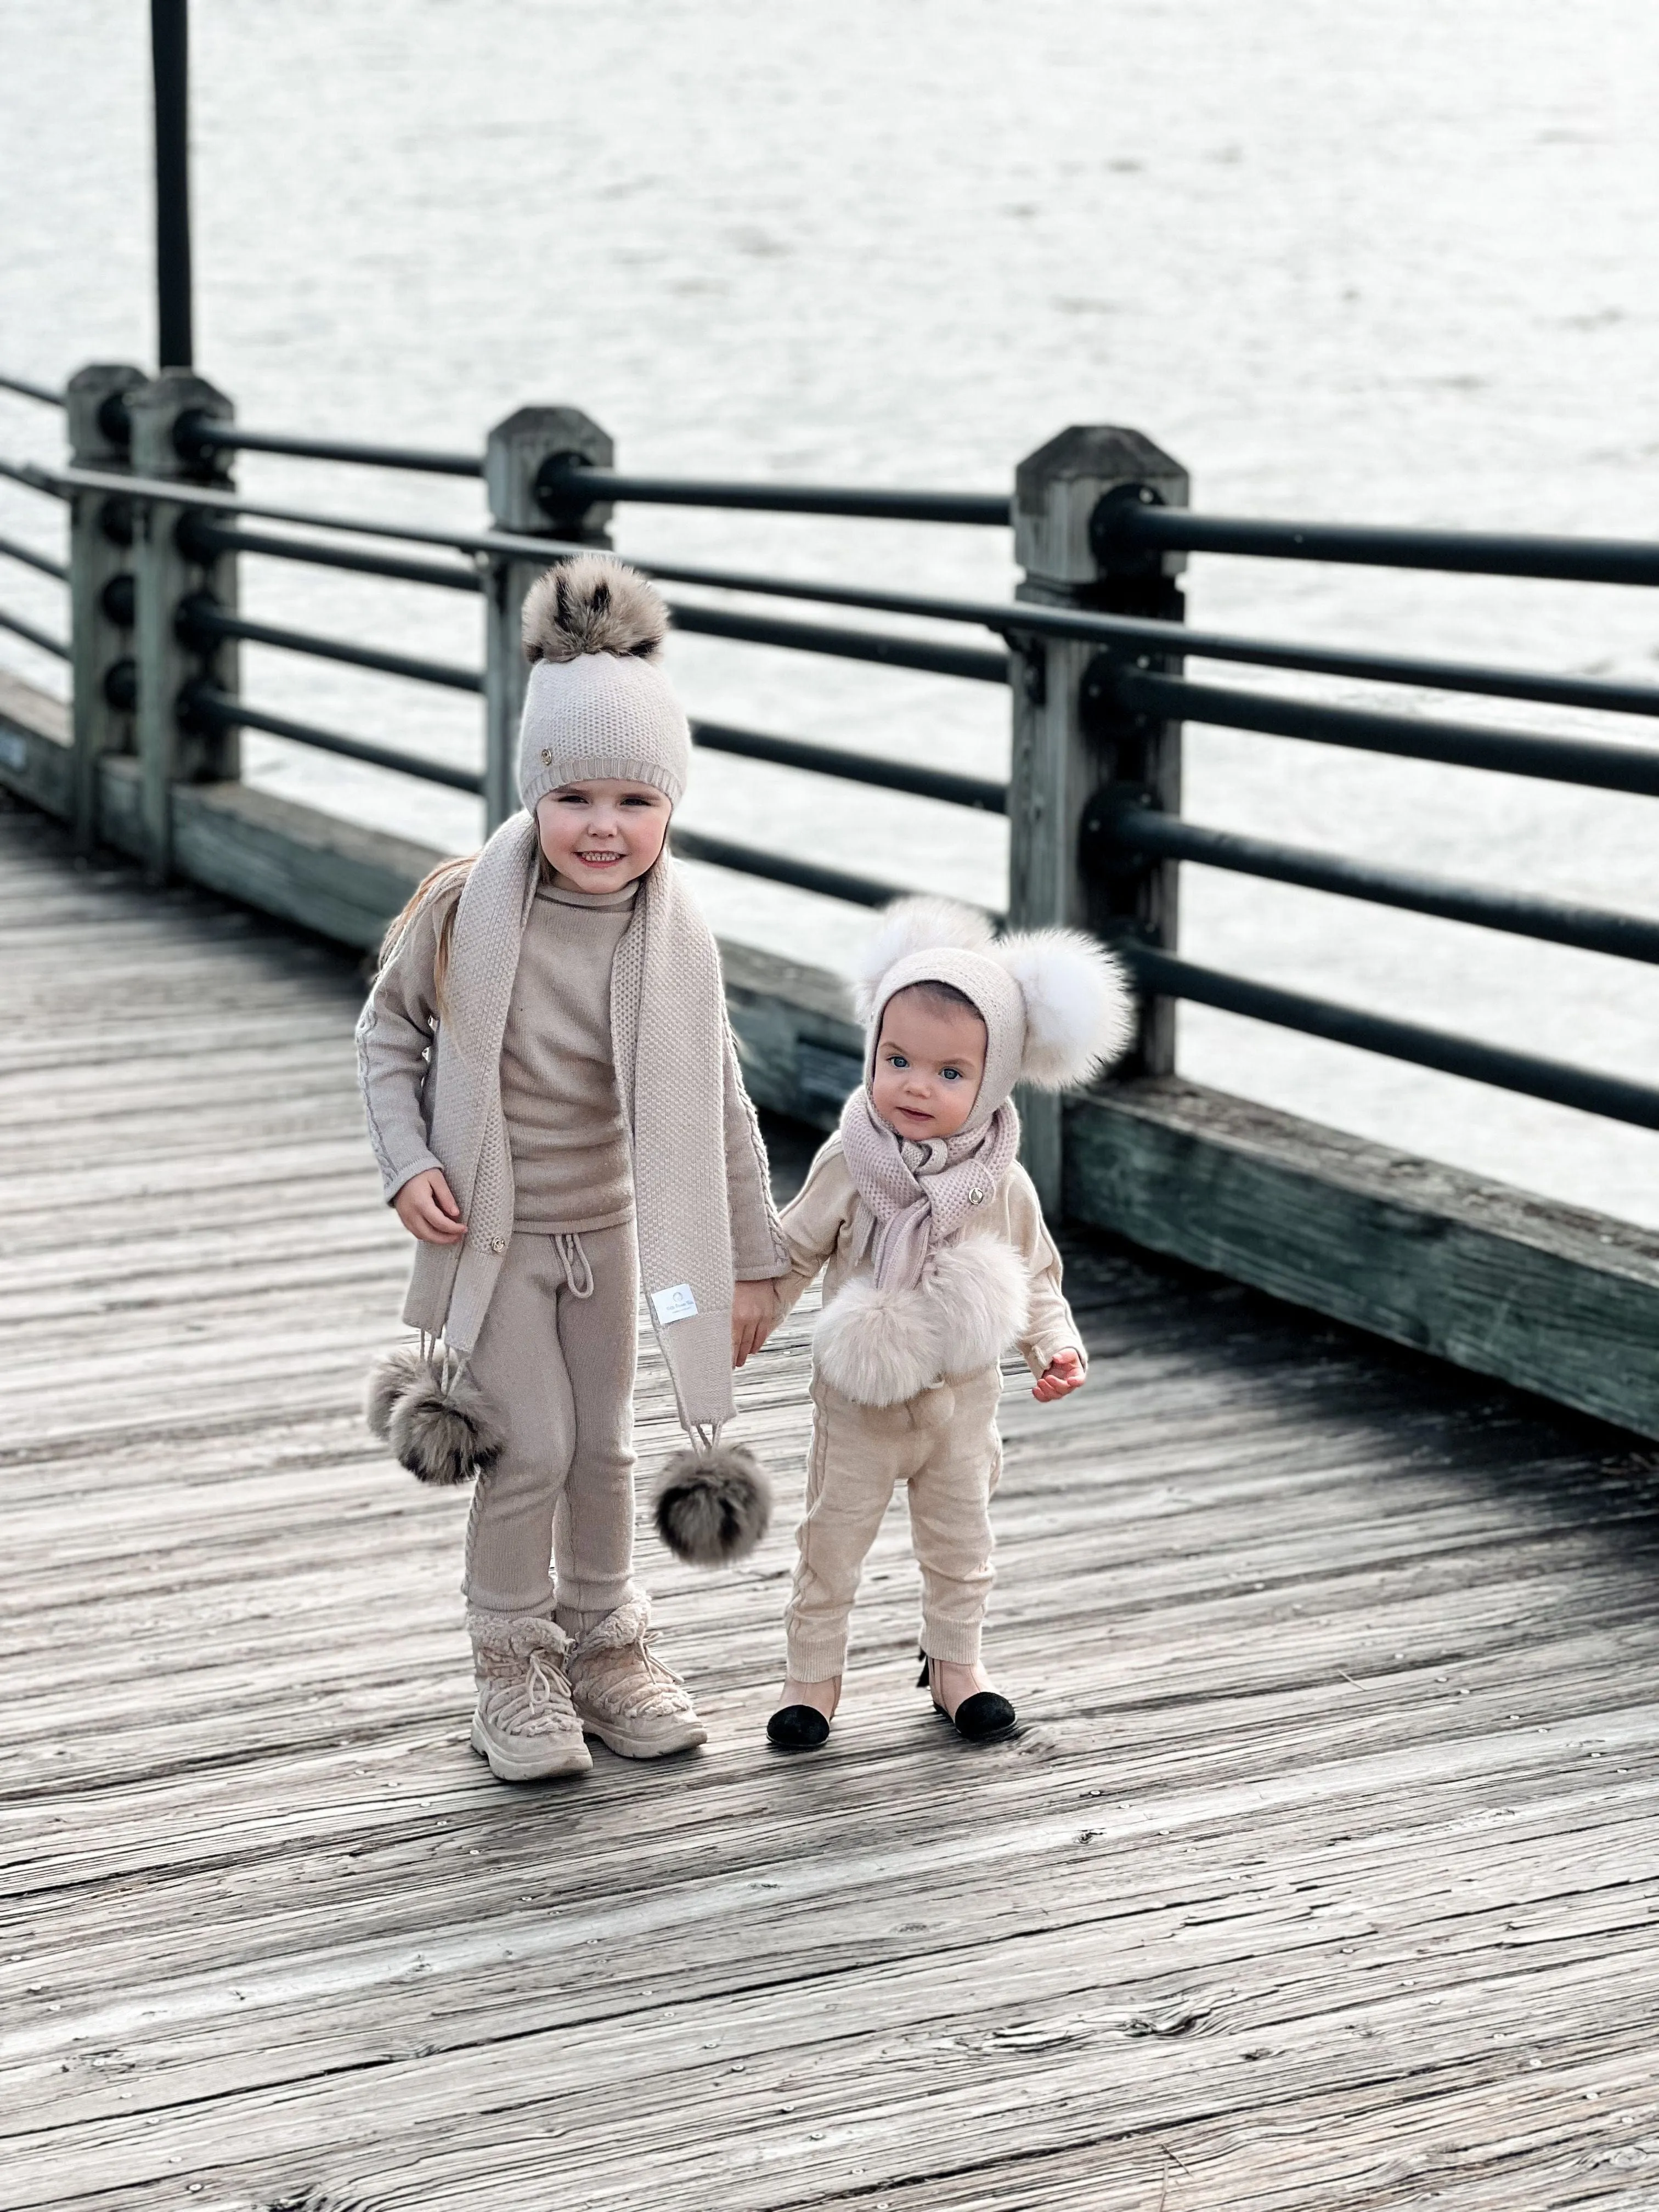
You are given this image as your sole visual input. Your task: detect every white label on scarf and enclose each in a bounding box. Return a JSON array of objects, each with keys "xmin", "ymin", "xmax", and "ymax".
[{"xmin": 651, "ymin": 1283, "xmax": 699, "ymax": 1325}]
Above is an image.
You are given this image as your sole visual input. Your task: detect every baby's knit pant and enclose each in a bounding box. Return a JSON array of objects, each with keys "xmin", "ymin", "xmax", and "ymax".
[
  {"xmin": 462, "ymin": 1221, "xmax": 639, "ymax": 1633},
  {"xmin": 784, "ymin": 1364, "xmax": 1005, "ymax": 1681}
]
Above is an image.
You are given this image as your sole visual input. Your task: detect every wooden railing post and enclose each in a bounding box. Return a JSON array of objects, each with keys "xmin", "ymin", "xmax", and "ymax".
[
  {"xmin": 65, "ymin": 364, "xmax": 146, "ymax": 850},
  {"xmin": 1008, "ymin": 426, "xmax": 1190, "ymax": 1210},
  {"xmin": 482, "ymin": 407, "xmax": 613, "ymax": 831},
  {"xmin": 126, "ymin": 371, "xmax": 239, "ymax": 879}
]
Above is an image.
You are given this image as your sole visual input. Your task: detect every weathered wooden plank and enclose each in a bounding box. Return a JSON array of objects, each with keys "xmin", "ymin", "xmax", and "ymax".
[
  {"xmin": 1069, "ymin": 1074, "xmax": 1659, "ymax": 1439},
  {"xmin": 5, "ymin": 797, "xmax": 1659, "ymax": 2210}
]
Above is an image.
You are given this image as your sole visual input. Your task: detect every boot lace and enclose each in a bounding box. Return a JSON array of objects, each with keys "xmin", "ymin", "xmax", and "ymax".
[
  {"xmin": 479, "ymin": 1641, "xmax": 578, "ymax": 1737},
  {"xmin": 577, "ymin": 1628, "xmax": 691, "ymax": 1720}
]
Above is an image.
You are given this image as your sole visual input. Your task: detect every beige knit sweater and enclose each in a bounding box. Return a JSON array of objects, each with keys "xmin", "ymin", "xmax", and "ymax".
[
  {"xmin": 499, "ymin": 878, "xmax": 635, "ymax": 1233},
  {"xmin": 357, "ymin": 814, "xmax": 787, "ymax": 1431},
  {"xmin": 774, "ymin": 1134, "xmax": 1085, "ymax": 1382}
]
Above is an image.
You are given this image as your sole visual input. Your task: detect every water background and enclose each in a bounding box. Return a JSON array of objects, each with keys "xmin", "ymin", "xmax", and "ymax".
[{"xmin": 3, "ymin": 1, "xmax": 1657, "ymax": 1222}]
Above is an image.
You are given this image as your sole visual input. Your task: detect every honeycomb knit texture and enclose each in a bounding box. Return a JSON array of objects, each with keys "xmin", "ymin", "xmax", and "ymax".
[
  {"xmin": 518, "ymin": 651, "xmax": 691, "ymax": 814},
  {"xmin": 361, "ymin": 810, "xmax": 787, "ymax": 1436}
]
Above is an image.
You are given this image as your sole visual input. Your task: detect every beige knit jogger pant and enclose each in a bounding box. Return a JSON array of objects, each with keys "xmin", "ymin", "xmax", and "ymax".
[
  {"xmin": 462, "ymin": 1221, "xmax": 639, "ymax": 1630},
  {"xmin": 784, "ymin": 1365, "xmax": 1005, "ymax": 1680}
]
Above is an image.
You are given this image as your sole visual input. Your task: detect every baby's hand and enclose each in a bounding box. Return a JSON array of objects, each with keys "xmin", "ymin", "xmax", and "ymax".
[
  {"xmin": 732, "ymin": 1279, "xmax": 780, "ymax": 1368},
  {"xmin": 1032, "ymin": 1348, "xmax": 1085, "ymax": 1403},
  {"xmin": 393, "ymin": 1169, "xmax": 467, "ymax": 1245}
]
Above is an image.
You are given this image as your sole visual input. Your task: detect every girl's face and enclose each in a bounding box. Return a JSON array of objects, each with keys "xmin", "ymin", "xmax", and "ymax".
[
  {"xmin": 535, "ymin": 780, "xmax": 670, "ymax": 894},
  {"xmin": 870, "ymin": 989, "xmax": 987, "ymax": 1141}
]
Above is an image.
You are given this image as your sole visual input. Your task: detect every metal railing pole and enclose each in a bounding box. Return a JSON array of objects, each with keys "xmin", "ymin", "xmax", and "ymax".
[
  {"xmin": 481, "ymin": 406, "xmax": 614, "ymax": 832},
  {"xmin": 65, "ymin": 365, "xmax": 145, "ymax": 850},
  {"xmin": 126, "ymin": 370, "xmax": 238, "ymax": 878},
  {"xmin": 150, "ymin": 0, "xmax": 193, "ymax": 370},
  {"xmin": 1008, "ymin": 426, "xmax": 1190, "ymax": 1207}
]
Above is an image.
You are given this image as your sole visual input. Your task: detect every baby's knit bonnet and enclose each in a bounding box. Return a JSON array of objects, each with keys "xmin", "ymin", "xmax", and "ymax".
[
  {"xmin": 517, "ymin": 554, "xmax": 690, "ymax": 815},
  {"xmin": 853, "ymin": 896, "xmax": 1137, "ymax": 1127}
]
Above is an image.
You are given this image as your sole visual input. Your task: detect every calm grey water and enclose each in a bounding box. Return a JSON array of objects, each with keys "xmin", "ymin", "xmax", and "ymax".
[{"xmin": 3, "ymin": 1, "xmax": 1657, "ymax": 1220}]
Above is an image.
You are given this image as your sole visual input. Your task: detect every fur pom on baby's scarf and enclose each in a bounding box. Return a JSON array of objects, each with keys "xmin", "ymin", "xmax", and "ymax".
[{"xmin": 815, "ymin": 1238, "xmax": 1030, "ymax": 1407}]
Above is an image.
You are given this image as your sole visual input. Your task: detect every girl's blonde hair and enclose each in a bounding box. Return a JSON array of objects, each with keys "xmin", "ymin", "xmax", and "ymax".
[{"xmin": 379, "ymin": 853, "xmax": 478, "ymax": 1016}]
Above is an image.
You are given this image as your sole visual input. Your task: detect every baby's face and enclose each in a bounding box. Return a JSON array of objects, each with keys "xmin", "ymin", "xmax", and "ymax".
[{"xmin": 871, "ymin": 989, "xmax": 987, "ymax": 1141}]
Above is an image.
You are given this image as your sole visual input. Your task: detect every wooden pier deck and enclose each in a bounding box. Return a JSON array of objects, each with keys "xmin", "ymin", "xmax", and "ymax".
[{"xmin": 4, "ymin": 791, "xmax": 1659, "ymax": 2211}]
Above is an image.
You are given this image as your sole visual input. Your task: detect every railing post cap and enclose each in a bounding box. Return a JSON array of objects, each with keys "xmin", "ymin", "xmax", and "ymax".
[
  {"xmin": 485, "ymin": 405, "xmax": 613, "ymax": 532},
  {"xmin": 126, "ymin": 371, "xmax": 235, "ymax": 482},
  {"xmin": 65, "ymin": 363, "xmax": 147, "ymax": 469},
  {"xmin": 1015, "ymin": 426, "xmax": 1189, "ymax": 585}
]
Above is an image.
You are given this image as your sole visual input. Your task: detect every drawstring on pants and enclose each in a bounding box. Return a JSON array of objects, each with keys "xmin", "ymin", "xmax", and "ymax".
[{"xmin": 554, "ymin": 1232, "xmax": 596, "ymax": 1300}]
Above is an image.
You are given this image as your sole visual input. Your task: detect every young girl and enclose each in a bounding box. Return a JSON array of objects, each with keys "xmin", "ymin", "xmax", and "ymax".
[
  {"xmin": 761, "ymin": 898, "xmax": 1133, "ymax": 1749},
  {"xmin": 357, "ymin": 556, "xmax": 787, "ymax": 1784}
]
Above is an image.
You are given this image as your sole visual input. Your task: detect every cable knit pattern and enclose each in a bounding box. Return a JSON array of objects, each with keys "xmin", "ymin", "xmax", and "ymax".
[{"xmin": 356, "ymin": 813, "xmax": 788, "ymax": 1432}]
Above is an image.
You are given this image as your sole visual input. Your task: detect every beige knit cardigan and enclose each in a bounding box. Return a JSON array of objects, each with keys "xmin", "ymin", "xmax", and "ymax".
[{"xmin": 356, "ymin": 813, "xmax": 787, "ymax": 1435}]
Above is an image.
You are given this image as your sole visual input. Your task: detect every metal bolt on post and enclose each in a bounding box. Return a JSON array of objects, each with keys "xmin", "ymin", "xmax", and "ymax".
[
  {"xmin": 126, "ymin": 371, "xmax": 239, "ymax": 881},
  {"xmin": 1007, "ymin": 426, "xmax": 1190, "ymax": 1211},
  {"xmin": 65, "ymin": 365, "xmax": 147, "ymax": 852},
  {"xmin": 482, "ymin": 407, "xmax": 614, "ymax": 832}
]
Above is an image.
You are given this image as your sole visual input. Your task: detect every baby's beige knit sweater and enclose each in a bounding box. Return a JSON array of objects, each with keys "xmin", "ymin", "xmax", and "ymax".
[{"xmin": 773, "ymin": 1135, "xmax": 1085, "ymax": 1381}]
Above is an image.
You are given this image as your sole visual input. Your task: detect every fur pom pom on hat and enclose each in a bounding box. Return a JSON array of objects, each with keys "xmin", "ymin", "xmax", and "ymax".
[
  {"xmin": 517, "ymin": 554, "xmax": 691, "ymax": 815},
  {"xmin": 652, "ymin": 1441, "xmax": 773, "ymax": 1566},
  {"xmin": 522, "ymin": 553, "xmax": 666, "ymax": 665},
  {"xmin": 853, "ymin": 895, "xmax": 1135, "ymax": 1126}
]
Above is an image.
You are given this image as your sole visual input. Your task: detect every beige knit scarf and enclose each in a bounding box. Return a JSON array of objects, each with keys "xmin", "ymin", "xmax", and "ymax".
[{"xmin": 417, "ymin": 811, "xmax": 739, "ymax": 1436}]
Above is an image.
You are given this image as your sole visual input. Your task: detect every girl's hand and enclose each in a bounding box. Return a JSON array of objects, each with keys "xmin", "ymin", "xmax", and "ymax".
[
  {"xmin": 393, "ymin": 1169, "xmax": 467, "ymax": 1245},
  {"xmin": 732, "ymin": 1279, "xmax": 780, "ymax": 1367},
  {"xmin": 1032, "ymin": 1348, "xmax": 1085, "ymax": 1403}
]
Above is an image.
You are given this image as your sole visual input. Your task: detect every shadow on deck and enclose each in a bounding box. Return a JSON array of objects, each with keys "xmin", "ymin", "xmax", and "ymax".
[{"xmin": 3, "ymin": 792, "xmax": 1658, "ymax": 2210}]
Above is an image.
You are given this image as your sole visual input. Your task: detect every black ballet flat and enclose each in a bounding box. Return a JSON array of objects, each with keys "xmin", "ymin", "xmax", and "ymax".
[
  {"xmin": 916, "ymin": 1650, "xmax": 1017, "ymax": 1743},
  {"xmin": 767, "ymin": 1703, "xmax": 831, "ymax": 1752},
  {"xmin": 950, "ymin": 1689, "xmax": 1017, "ymax": 1741}
]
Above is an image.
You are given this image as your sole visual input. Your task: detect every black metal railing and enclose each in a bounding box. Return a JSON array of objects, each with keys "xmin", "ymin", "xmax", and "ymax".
[
  {"xmin": 4, "ymin": 391, "xmax": 1658, "ymax": 1138},
  {"xmin": 1099, "ymin": 496, "xmax": 1659, "ymax": 588}
]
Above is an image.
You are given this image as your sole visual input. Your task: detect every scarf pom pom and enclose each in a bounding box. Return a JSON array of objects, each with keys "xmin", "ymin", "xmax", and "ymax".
[
  {"xmin": 370, "ymin": 1352, "xmax": 504, "ymax": 1486},
  {"xmin": 815, "ymin": 1277, "xmax": 944, "ymax": 1406},
  {"xmin": 365, "ymin": 1343, "xmax": 430, "ymax": 1441},
  {"xmin": 929, "ymin": 1239, "xmax": 1030, "ymax": 1375},
  {"xmin": 653, "ymin": 1443, "xmax": 772, "ymax": 1565}
]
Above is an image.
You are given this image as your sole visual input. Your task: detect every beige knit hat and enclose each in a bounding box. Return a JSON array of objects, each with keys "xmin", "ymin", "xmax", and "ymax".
[
  {"xmin": 517, "ymin": 555, "xmax": 691, "ymax": 815},
  {"xmin": 852, "ymin": 896, "xmax": 1137, "ymax": 1132}
]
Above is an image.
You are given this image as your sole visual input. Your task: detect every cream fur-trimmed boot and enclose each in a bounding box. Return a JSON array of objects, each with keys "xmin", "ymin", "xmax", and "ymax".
[
  {"xmin": 566, "ymin": 1599, "xmax": 708, "ymax": 1759},
  {"xmin": 468, "ymin": 1611, "xmax": 592, "ymax": 1782}
]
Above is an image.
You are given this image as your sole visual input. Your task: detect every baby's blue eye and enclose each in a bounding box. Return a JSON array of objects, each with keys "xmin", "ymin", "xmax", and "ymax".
[
  {"xmin": 941, "ymin": 1066, "xmax": 961, "ymax": 1081},
  {"xmin": 887, "ymin": 1052, "xmax": 908, "ymax": 1068}
]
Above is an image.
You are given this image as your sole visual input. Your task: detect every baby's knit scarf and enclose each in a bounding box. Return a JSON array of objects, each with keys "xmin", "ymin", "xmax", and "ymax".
[
  {"xmin": 839, "ymin": 1088, "xmax": 1020, "ymax": 1290},
  {"xmin": 815, "ymin": 1088, "xmax": 1029, "ymax": 1408}
]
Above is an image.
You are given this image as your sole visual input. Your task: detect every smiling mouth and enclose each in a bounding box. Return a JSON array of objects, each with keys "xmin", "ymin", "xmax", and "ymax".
[{"xmin": 575, "ymin": 851, "xmax": 625, "ymax": 866}]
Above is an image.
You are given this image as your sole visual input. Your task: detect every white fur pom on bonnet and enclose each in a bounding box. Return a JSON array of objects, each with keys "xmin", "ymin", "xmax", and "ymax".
[
  {"xmin": 517, "ymin": 553, "xmax": 691, "ymax": 815},
  {"xmin": 853, "ymin": 895, "xmax": 1136, "ymax": 1123}
]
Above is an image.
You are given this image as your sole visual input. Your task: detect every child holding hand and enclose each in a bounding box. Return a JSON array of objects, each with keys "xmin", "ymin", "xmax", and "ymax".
[
  {"xmin": 357, "ymin": 556, "xmax": 785, "ymax": 1785},
  {"xmin": 762, "ymin": 899, "xmax": 1132, "ymax": 1749}
]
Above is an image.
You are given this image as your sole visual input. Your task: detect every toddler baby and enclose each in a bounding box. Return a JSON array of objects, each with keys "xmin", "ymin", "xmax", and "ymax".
[{"xmin": 761, "ymin": 898, "xmax": 1132, "ymax": 1748}]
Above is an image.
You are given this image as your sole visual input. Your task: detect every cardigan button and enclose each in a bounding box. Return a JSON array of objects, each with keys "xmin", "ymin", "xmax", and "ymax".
[
  {"xmin": 490, "ymin": 1238, "xmax": 507, "ymax": 1255},
  {"xmin": 968, "ymin": 1186, "xmax": 985, "ymax": 1205}
]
